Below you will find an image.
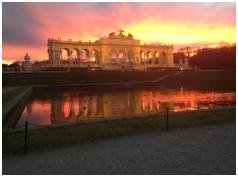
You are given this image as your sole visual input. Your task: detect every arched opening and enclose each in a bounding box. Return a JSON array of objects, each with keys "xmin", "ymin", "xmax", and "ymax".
[
  {"xmin": 140, "ymin": 51, "xmax": 146, "ymax": 64},
  {"xmin": 80, "ymin": 49, "xmax": 90, "ymax": 63},
  {"xmin": 154, "ymin": 51, "xmax": 160, "ymax": 64},
  {"xmin": 147, "ymin": 51, "xmax": 152, "ymax": 64},
  {"xmin": 72, "ymin": 49, "xmax": 80, "ymax": 64},
  {"xmin": 118, "ymin": 50, "xmax": 124, "ymax": 63},
  {"xmin": 110, "ymin": 50, "xmax": 118, "ymax": 63},
  {"xmin": 128, "ymin": 50, "xmax": 133, "ymax": 63},
  {"xmin": 91, "ymin": 49, "xmax": 100, "ymax": 63},
  {"xmin": 61, "ymin": 48, "xmax": 70, "ymax": 64}
]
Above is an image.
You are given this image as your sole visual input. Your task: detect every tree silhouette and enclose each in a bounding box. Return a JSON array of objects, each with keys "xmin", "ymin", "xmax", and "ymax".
[{"xmin": 174, "ymin": 45, "xmax": 236, "ymax": 69}]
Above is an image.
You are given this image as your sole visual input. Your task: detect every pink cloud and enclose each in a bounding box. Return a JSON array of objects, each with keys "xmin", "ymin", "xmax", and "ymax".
[{"xmin": 2, "ymin": 2, "xmax": 236, "ymax": 62}]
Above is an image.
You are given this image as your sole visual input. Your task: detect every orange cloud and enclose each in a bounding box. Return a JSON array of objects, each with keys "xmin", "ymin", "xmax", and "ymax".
[
  {"xmin": 2, "ymin": 2, "xmax": 236, "ymax": 63},
  {"xmin": 3, "ymin": 44, "xmax": 48, "ymax": 64},
  {"xmin": 124, "ymin": 18, "xmax": 236, "ymax": 45}
]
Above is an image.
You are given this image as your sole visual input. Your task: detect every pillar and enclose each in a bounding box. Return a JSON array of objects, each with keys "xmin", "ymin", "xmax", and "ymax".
[
  {"xmin": 166, "ymin": 47, "xmax": 174, "ymax": 67},
  {"xmin": 68, "ymin": 50, "xmax": 73, "ymax": 67},
  {"xmin": 51, "ymin": 50, "xmax": 62, "ymax": 67}
]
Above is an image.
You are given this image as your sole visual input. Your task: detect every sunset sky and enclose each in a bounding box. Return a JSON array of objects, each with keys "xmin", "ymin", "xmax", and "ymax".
[{"xmin": 2, "ymin": 2, "xmax": 236, "ymax": 64}]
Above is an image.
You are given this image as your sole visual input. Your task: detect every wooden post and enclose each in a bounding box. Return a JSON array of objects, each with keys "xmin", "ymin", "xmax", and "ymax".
[
  {"xmin": 24, "ymin": 121, "xmax": 28, "ymax": 154},
  {"xmin": 166, "ymin": 107, "xmax": 169, "ymax": 131}
]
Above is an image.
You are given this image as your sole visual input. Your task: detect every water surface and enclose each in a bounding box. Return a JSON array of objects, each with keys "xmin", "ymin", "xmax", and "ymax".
[{"xmin": 17, "ymin": 87, "xmax": 235, "ymax": 128}]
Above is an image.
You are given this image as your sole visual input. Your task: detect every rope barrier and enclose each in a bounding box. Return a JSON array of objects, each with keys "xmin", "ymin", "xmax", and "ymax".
[{"xmin": 6, "ymin": 108, "xmax": 172, "ymax": 155}]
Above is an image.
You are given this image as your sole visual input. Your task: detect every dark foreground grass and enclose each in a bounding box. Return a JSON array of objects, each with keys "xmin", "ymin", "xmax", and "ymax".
[
  {"xmin": 3, "ymin": 107, "xmax": 235, "ymax": 157},
  {"xmin": 3, "ymin": 70, "xmax": 177, "ymax": 86},
  {"xmin": 3, "ymin": 70, "xmax": 235, "ymax": 91}
]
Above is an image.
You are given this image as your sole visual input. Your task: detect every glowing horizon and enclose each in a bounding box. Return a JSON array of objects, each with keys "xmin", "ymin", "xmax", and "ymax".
[{"xmin": 2, "ymin": 2, "xmax": 236, "ymax": 64}]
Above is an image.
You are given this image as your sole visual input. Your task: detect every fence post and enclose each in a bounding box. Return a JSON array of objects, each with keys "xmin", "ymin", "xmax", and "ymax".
[
  {"xmin": 166, "ymin": 107, "xmax": 169, "ymax": 131},
  {"xmin": 24, "ymin": 121, "xmax": 28, "ymax": 154}
]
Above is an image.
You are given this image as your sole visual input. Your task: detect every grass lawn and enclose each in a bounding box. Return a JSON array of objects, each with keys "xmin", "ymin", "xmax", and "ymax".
[
  {"xmin": 3, "ymin": 70, "xmax": 177, "ymax": 86},
  {"xmin": 3, "ymin": 70, "xmax": 235, "ymax": 91},
  {"xmin": 3, "ymin": 107, "xmax": 235, "ymax": 157}
]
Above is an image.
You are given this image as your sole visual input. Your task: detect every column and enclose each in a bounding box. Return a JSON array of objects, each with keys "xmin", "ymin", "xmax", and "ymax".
[{"xmin": 68, "ymin": 50, "xmax": 73, "ymax": 67}]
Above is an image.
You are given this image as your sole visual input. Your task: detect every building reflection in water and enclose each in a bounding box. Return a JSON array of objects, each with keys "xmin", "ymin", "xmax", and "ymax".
[{"xmin": 18, "ymin": 89, "xmax": 235, "ymax": 127}]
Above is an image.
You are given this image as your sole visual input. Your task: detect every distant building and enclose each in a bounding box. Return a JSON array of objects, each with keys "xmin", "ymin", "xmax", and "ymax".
[{"xmin": 47, "ymin": 30, "xmax": 175, "ymax": 70}]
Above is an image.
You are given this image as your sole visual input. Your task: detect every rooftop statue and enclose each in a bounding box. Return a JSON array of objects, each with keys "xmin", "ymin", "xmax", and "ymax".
[
  {"xmin": 108, "ymin": 30, "xmax": 134, "ymax": 40},
  {"xmin": 127, "ymin": 33, "xmax": 133, "ymax": 39},
  {"xmin": 24, "ymin": 53, "xmax": 31, "ymax": 61},
  {"xmin": 109, "ymin": 32, "xmax": 116, "ymax": 39},
  {"xmin": 118, "ymin": 29, "xmax": 125, "ymax": 37}
]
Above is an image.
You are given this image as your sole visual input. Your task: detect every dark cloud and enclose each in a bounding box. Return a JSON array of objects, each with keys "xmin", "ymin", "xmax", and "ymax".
[
  {"xmin": 2, "ymin": 2, "xmax": 44, "ymax": 46},
  {"xmin": 2, "ymin": 2, "xmax": 235, "ymax": 47}
]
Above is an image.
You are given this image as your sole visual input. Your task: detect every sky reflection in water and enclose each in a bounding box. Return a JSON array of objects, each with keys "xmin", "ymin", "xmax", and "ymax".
[{"xmin": 17, "ymin": 88, "xmax": 235, "ymax": 127}]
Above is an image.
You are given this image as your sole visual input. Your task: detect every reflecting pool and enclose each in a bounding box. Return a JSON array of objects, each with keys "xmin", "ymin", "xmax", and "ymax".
[{"xmin": 16, "ymin": 87, "xmax": 235, "ymax": 127}]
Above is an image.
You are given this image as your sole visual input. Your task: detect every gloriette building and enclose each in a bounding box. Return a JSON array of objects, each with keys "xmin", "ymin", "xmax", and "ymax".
[{"xmin": 47, "ymin": 30, "xmax": 175, "ymax": 70}]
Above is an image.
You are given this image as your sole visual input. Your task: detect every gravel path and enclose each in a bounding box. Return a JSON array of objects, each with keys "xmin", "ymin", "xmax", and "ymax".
[{"xmin": 3, "ymin": 122, "xmax": 236, "ymax": 175}]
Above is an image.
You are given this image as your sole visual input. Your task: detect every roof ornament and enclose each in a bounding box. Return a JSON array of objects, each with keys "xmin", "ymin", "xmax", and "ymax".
[
  {"xmin": 108, "ymin": 29, "xmax": 134, "ymax": 40},
  {"xmin": 118, "ymin": 29, "xmax": 125, "ymax": 37},
  {"xmin": 127, "ymin": 33, "xmax": 133, "ymax": 39},
  {"xmin": 24, "ymin": 53, "xmax": 30, "ymax": 61}
]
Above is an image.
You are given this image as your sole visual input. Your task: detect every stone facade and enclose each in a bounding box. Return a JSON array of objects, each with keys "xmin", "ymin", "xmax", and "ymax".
[{"xmin": 47, "ymin": 30, "xmax": 175, "ymax": 70}]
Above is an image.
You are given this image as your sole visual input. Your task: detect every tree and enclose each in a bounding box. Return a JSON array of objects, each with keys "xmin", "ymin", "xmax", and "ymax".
[{"xmin": 189, "ymin": 45, "xmax": 236, "ymax": 69}]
